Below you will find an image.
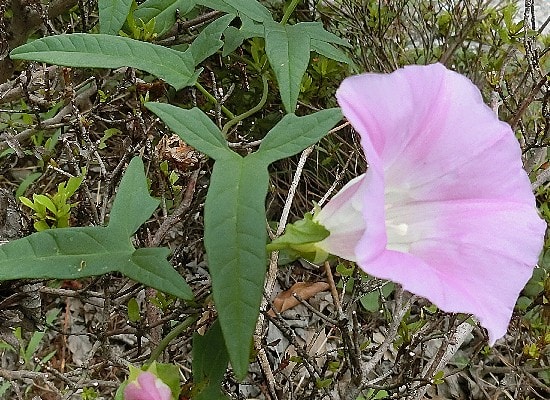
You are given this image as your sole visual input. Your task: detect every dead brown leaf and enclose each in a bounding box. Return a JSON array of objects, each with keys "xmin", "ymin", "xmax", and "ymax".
[{"xmin": 268, "ymin": 281, "xmax": 330, "ymax": 317}]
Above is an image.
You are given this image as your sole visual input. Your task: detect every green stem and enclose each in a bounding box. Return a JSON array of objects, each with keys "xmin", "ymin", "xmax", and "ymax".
[
  {"xmin": 147, "ymin": 315, "xmax": 198, "ymax": 364},
  {"xmin": 194, "ymin": 82, "xmax": 235, "ymax": 119},
  {"xmin": 221, "ymin": 74, "xmax": 269, "ymax": 136},
  {"xmin": 281, "ymin": 0, "xmax": 300, "ymax": 25},
  {"xmin": 231, "ymin": 53, "xmax": 263, "ymax": 74}
]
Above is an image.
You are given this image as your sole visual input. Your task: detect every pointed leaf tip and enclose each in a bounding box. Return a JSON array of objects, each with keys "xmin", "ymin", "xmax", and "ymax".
[{"xmin": 109, "ymin": 157, "xmax": 159, "ymax": 236}]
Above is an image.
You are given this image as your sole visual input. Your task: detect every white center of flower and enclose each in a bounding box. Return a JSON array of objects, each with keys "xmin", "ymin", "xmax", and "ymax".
[
  {"xmin": 388, "ymin": 221, "xmax": 408, "ymax": 236},
  {"xmin": 384, "ymin": 191, "xmax": 412, "ymax": 253},
  {"xmin": 385, "ymin": 220, "xmax": 410, "ymax": 252}
]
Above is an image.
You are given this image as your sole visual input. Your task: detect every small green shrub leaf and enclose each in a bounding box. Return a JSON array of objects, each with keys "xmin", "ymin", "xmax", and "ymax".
[
  {"xmin": 127, "ymin": 298, "xmax": 141, "ymax": 322},
  {"xmin": 10, "ymin": 34, "xmax": 197, "ymax": 90},
  {"xmin": 33, "ymin": 194, "xmax": 57, "ymax": 214},
  {"xmin": 98, "ymin": 0, "xmax": 133, "ymax": 35},
  {"xmin": 145, "ymin": 103, "xmax": 230, "ymax": 160}
]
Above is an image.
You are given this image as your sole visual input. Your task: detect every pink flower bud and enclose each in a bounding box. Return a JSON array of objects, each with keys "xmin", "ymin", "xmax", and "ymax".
[{"xmin": 124, "ymin": 371, "xmax": 172, "ymax": 400}]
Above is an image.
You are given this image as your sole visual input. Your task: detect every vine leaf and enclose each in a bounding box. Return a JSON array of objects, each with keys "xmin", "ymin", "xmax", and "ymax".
[
  {"xmin": 300, "ymin": 21, "xmax": 353, "ymax": 65},
  {"xmin": 10, "ymin": 34, "xmax": 199, "ymax": 90},
  {"xmin": 147, "ymin": 103, "xmax": 342, "ymax": 379},
  {"xmin": 144, "ymin": 103, "xmax": 230, "ymax": 160},
  {"xmin": 262, "ymin": 20, "xmax": 353, "ymax": 113},
  {"xmin": 0, "ymin": 157, "xmax": 193, "ymax": 300},
  {"xmin": 204, "ymin": 154, "xmax": 269, "ymax": 378},
  {"xmin": 189, "ymin": 14, "xmax": 235, "ymax": 65},
  {"xmin": 257, "ymin": 108, "xmax": 343, "ymax": 163}
]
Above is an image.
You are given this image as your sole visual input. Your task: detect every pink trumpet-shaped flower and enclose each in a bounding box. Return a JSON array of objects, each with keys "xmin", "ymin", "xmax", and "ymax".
[
  {"xmin": 124, "ymin": 371, "xmax": 172, "ymax": 400},
  {"xmin": 314, "ymin": 63, "xmax": 546, "ymax": 344}
]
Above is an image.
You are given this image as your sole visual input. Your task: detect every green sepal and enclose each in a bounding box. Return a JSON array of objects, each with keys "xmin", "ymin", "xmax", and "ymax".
[{"xmin": 267, "ymin": 210, "xmax": 330, "ymax": 264}]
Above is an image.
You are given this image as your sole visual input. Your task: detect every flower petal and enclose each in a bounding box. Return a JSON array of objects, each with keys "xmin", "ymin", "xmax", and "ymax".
[
  {"xmin": 337, "ymin": 63, "xmax": 534, "ymax": 203},
  {"xmin": 124, "ymin": 371, "xmax": 172, "ymax": 400},
  {"xmin": 314, "ymin": 174, "xmax": 369, "ymax": 261},
  {"xmin": 331, "ymin": 63, "xmax": 546, "ymax": 344}
]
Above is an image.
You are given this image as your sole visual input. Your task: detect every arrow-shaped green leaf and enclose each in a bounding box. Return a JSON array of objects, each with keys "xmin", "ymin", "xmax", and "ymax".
[
  {"xmin": 189, "ymin": 14, "xmax": 235, "ymax": 65},
  {"xmin": 149, "ymin": 103, "xmax": 342, "ymax": 379},
  {"xmin": 109, "ymin": 156, "xmax": 160, "ymax": 237},
  {"xmin": 204, "ymin": 154, "xmax": 269, "ymax": 378},
  {"xmin": 0, "ymin": 157, "xmax": 192, "ymax": 300},
  {"xmin": 296, "ymin": 22, "xmax": 352, "ymax": 48},
  {"xmin": 311, "ymin": 39, "xmax": 353, "ymax": 64},
  {"xmin": 221, "ymin": 15, "xmax": 264, "ymax": 56},
  {"xmin": 298, "ymin": 21, "xmax": 352, "ymax": 65},
  {"xmin": 264, "ymin": 21, "xmax": 311, "ymax": 113},
  {"xmin": 10, "ymin": 34, "xmax": 198, "ymax": 90}
]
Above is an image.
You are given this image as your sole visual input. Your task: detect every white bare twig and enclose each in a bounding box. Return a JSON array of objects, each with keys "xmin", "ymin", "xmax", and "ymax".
[{"xmin": 410, "ymin": 320, "xmax": 474, "ymax": 400}]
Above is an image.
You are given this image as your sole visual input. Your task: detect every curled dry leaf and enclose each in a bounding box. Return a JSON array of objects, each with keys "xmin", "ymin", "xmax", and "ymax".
[
  {"xmin": 155, "ymin": 134, "xmax": 201, "ymax": 172},
  {"xmin": 268, "ymin": 281, "xmax": 330, "ymax": 317}
]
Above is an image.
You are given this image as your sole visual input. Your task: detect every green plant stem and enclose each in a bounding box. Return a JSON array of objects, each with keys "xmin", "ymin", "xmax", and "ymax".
[
  {"xmin": 147, "ymin": 316, "xmax": 198, "ymax": 364},
  {"xmin": 231, "ymin": 52, "xmax": 263, "ymax": 74},
  {"xmin": 281, "ymin": 0, "xmax": 300, "ymax": 25},
  {"xmin": 221, "ymin": 74, "xmax": 269, "ymax": 136},
  {"xmin": 194, "ymin": 82, "xmax": 235, "ymax": 119}
]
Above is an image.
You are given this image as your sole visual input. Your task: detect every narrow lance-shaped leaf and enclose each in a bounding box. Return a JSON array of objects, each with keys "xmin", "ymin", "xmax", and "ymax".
[
  {"xmin": 98, "ymin": 0, "xmax": 133, "ymax": 35},
  {"xmin": 0, "ymin": 157, "xmax": 192, "ymax": 300},
  {"xmin": 10, "ymin": 34, "xmax": 198, "ymax": 90},
  {"xmin": 264, "ymin": 21, "xmax": 311, "ymax": 113},
  {"xmin": 204, "ymin": 154, "xmax": 269, "ymax": 379},
  {"xmin": 257, "ymin": 108, "xmax": 343, "ymax": 164},
  {"xmin": 145, "ymin": 103, "xmax": 230, "ymax": 160}
]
